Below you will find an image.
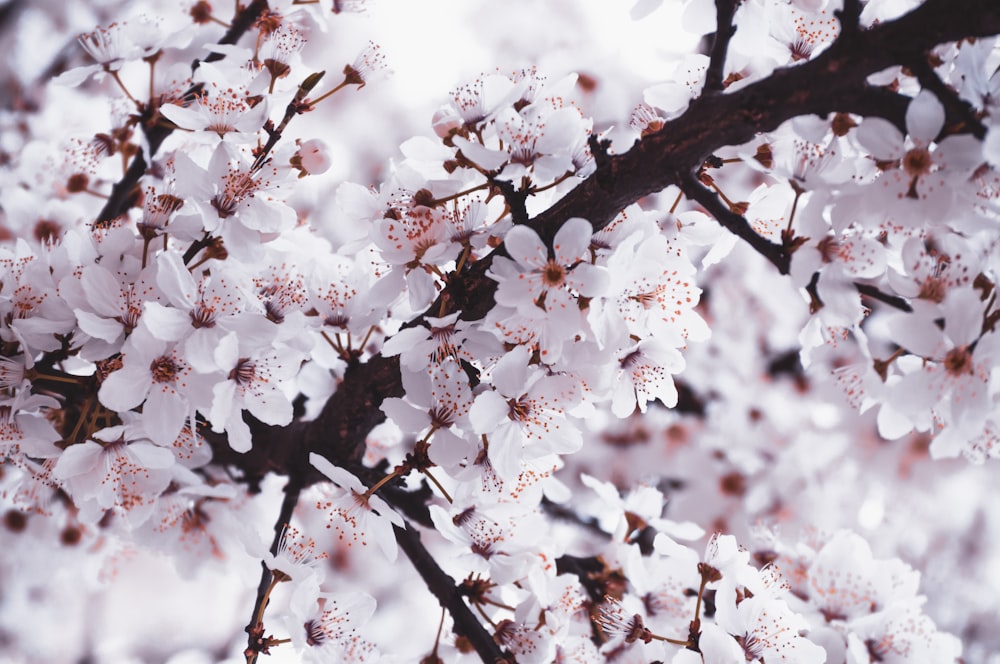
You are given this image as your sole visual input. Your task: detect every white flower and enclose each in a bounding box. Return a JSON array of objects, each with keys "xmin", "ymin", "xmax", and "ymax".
[
  {"xmin": 173, "ymin": 142, "xmax": 296, "ymax": 256},
  {"xmin": 308, "ymin": 453, "xmax": 404, "ymax": 561},
  {"xmin": 380, "ymin": 357, "xmax": 474, "ymax": 465},
  {"xmin": 52, "ymin": 427, "xmax": 175, "ymax": 528},
  {"xmin": 882, "ymin": 287, "xmax": 998, "ymax": 444},
  {"xmin": 381, "ymin": 312, "xmax": 501, "ymax": 371},
  {"xmin": 263, "ymin": 524, "xmax": 328, "ymax": 582},
  {"xmin": 717, "ymin": 594, "xmax": 826, "ymax": 664},
  {"xmin": 209, "ymin": 331, "xmax": 303, "ymax": 453},
  {"xmin": 494, "ymin": 619, "xmax": 555, "ymax": 664},
  {"xmin": 855, "ymin": 90, "xmax": 982, "ymax": 222},
  {"xmin": 493, "ymin": 217, "xmax": 608, "ymax": 316},
  {"xmin": 294, "ymin": 139, "xmax": 332, "ymax": 176},
  {"xmin": 805, "ymin": 531, "xmax": 919, "ymax": 623},
  {"xmin": 0, "ymin": 390, "xmax": 62, "ymax": 462},
  {"xmin": 581, "ymin": 473, "xmax": 703, "ymax": 542},
  {"xmin": 613, "ymin": 338, "xmax": 686, "ymax": 416},
  {"xmin": 286, "ymin": 577, "xmax": 379, "ymax": 663},
  {"xmin": 469, "ymin": 345, "xmax": 582, "ymax": 479},
  {"xmin": 98, "ymin": 327, "xmax": 211, "ymax": 446},
  {"xmin": 159, "ymin": 62, "xmax": 270, "ymax": 141}
]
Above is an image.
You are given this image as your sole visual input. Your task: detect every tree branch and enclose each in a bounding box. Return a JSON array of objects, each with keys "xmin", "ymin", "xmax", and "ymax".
[
  {"xmin": 854, "ymin": 281, "xmax": 914, "ymax": 312},
  {"xmin": 528, "ymin": 0, "xmax": 1000, "ymax": 243},
  {"xmin": 394, "ymin": 523, "xmax": 506, "ymax": 662},
  {"xmin": 907, "ymin": 53, "xmax": 988, "ymax": 138},
  {"xmin": 244, "ymin": 476, "xmax": 303, "ymax": 664},
  {"xmin": 212, "ymin": 0, "xmax": 1000, "ymax": 497},
  {"xmin": 678, "ymin": 173, "xmax": 791, "ymax": 274},
  {"xmin": 704, "ymin": 0, "xmax": 740, "ymax": 93}
]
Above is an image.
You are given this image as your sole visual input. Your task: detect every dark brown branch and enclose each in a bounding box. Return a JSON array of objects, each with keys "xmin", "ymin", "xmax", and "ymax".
[
  {"xmin": 203, "ymin": 0, "xmax": 270, "ymax": 65},
  {"xmin": 528, "ymin": 0, "xmax": 1000, "ymax": 245},
  {"xmin": 183, "ymin": 5, "xmax": 999, "ymax": 660},
  {"xmin": 678, "ymin": 174, "xmax": 791, "ymax": 274},
  {"xmin": 704, "ymin": 0, "xmax": 740, "ymax": 93},
  {"xmin": 394, "ymin": 523, "xmax": 506, "ymax": 662},
  {"xmin": 215, "ymin": 0, "xmax": 1000, "ymax": 496},
  {"xmin": 907, "ymin": 54, "xmax": 988, "ymax": 139},
  {"xmin": 836, "ymin": 0, "xmax": 863, "ymax": 40},
  {"xmin": 855, "ymin": 281, "xmax": 914, "ymax": 312}
]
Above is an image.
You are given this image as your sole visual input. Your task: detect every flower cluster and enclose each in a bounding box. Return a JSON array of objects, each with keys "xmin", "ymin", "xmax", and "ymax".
[{"xmin": 2, "ymin": 0, "xmax": 1000, "ymax": 662}]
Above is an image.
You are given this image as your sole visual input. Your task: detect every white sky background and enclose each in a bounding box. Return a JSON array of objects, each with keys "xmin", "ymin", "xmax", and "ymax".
[{"xmin": 290, "ymin": 0, "xmax": 701, "ymax": 186}]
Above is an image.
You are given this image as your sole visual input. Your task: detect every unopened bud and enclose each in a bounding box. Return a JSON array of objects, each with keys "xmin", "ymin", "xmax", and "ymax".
[
  {"xmin": 294, "ymin": 139, "xmax": 332, "ymax": 176},
  {"xmin": 432, "ymin": 105, "xmax": 461, "ymax": 140}
]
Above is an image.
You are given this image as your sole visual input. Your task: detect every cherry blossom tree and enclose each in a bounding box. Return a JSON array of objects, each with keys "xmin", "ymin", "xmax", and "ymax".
[{"xmin": 2, "ymin": 0, "xmax": 1000, "ymax": 662}]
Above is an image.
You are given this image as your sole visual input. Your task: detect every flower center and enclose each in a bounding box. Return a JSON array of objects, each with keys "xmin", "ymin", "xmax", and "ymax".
[
  {"xmin": 229, "ymin": 358, "xmax": 256, "ymax": 385},
  {"xmin": 508, "ymin": 398, "xmax": 531, "ymax": 421},
  {"xmin": 903, "ymin": 147, "xmax": 933, "ymax": 178},
  {"xmin": 150, "ymin": 356, "xmax": 179, "ymax": 383},
  {"xmin": 944, "ymin": 346, "xmax": 973, "ymax": 376},
  {"xmin": 542, "ymin": 260, "xmax": 566, "ymax": 287}
]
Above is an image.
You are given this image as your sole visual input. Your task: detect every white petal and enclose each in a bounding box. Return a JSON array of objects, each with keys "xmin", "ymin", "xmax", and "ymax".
[
  {"xmin": 81, "ymin": 266, "xmax": 124, "ymax": 317},
  {"xmin": 942, "ymin": 287, "xmax": 985, "ymax": 347},
  {"xmin": 876, "ymin": 403, "xmax": 913, "ymax": 440},
  {"xmin": 75, "ymin": 309, "xmax": 123, "ymax": 343},
  {"xmin": 155, "ymin": 251, "xmax": 197, "ymax": 306},
  {"xmin": 855, "ymin": 118, "xmax": 904, "ymax": 161},
  {"xmin": 99, "ymin": 367, "xmax": 151, "ymax": 411},
  {"xmin": 552, "ymin": 217, "xmax": 592, "ymax": 265},
  {"xmin": 52, "ymin": 441, "xmax": 103, "ymax": 479},
  {"xmin": 984, "ymin": 126, "xmax": 1000, "ymax": 167},
  {"xmin": 159, "ymin": 103, "xmax": 207, "ymax": 131},
  {"xmin": 213, "ymin": 332, "xmax": 240, "ymax": 371},
  {"xmin": 142, "ymin": 302, "xmax": 192, "ymax": 341},
  {"xmin": 630, "ymin": 0, "xmax": 663, "ymax": 20},
  {"xmin": 490, "ymin": 345, "xmax": 532, "ymax": 397},
  {"xmin": 209, "ymin": 380, "xmax": 237, "ymax": 430},
  {"xmin": 225, "ymin": 414, "xmax": 252, "ymax": 453},
  {"xmin": 644, "ymin": 81, "xmax": 692, "ymax": 113},
  {"xmin": 309, "ymin": 453, "xmax": 365, "ymax": 493},
  {"xmin": 906, "ymin": 90, "xmax": 944, "ymax": 145},
  {"xmin": 144, "ymin": 388, "xmax": 188, "ymax": 446},
  {"xmin": 886, "ymin": 312, "xmax": 945, "ymax": 358},
  {"xmin": 469, "ymin": 390, "xmax": 510, "ymax": 434},
  {"xmin": 381, "ymin": 397, "xmax": 430, "ymax": 433},
  {"xmin": 935, "ymin": 134, "xmax": 982, "ymax": 172},
  {"xmin": 244, "ymin": 386, "xmax": 293, "ymax": 426},
  {"xmin": 381, "ymin": 326, "xmax": 428, "ymax": 358},
  {"xmin": 452, "ymin": 136, "xmax": 508, "ymax": 171},
  {"xmin": 128, "ymin": 440, "xmax": 177, "ymax": 469},
  {"xmin": 504, "ymin": 225, "xmax": 548, "ymax": 269}
]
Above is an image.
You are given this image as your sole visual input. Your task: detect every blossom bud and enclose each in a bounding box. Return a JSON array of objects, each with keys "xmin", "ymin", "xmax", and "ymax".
[
  {"xmin": 293, "ymin": 139, "xmax": 332, "ymax": 177},
  {"xmin": 431, "ymin": 105, "xmax": 461, "ymax": 139}
]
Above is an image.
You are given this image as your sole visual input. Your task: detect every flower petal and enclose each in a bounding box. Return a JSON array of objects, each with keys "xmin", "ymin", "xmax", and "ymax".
[{"xmin": 906, "ymin": 90, "xmax": 944, "ymax": 145}]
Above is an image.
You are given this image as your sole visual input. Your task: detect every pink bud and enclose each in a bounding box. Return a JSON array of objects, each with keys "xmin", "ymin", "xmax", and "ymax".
[
  {"xmin": 297, "ymin": 139, "xmax": 331, "ymax": 175},
  {"xmin": 431, "ymin": 105, "xmax": 461, "ymax": 139}
]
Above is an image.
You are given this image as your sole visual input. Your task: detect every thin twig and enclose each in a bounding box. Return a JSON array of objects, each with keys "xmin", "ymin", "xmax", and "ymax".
[
  {"xmin": 244, "ymin": 477, "xmax": 303, "ymax": 664},
  {"xmin": 678, "ymin": 173, "xmax": 791, "ymax": 274},
  {"xmin": 394, "ymin": 523, "xmax": 506, "ymax": 662},
  {"xmin": 908, "ymin": 54, "xmax": 988, "ymax": 139},
  {"xmin": 855, "ymin": 281, "xmax": 914, "ymax": 312},
  {"xmin": 704, "ymin": 0, "xmax": 740, "ymax": 93}
]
